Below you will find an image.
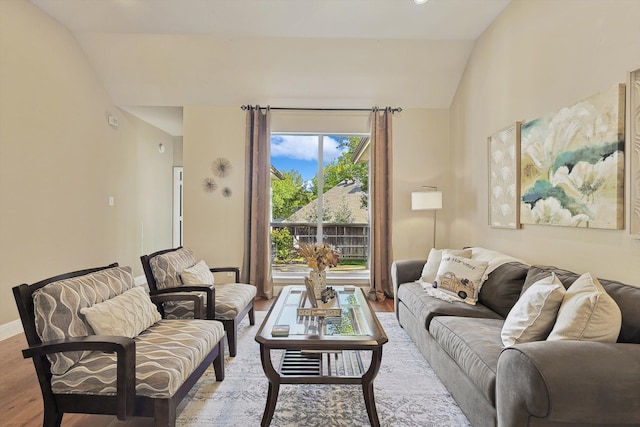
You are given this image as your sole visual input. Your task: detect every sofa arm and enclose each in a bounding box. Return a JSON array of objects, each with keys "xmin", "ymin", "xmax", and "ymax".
[
  {"xmin": 150, "ymin": 292, "xmax": 205, "ymax": 319},
  {"xmin": 23, "ymin": 336, "xmax": 136, "ymax": 420},
  {"xmin": 391, "ymin": 259, "xmax": 425, "ymax": 291},
  {"xmin": 497, "ymin": 341, "xmax": 640, "ymax": 426}
]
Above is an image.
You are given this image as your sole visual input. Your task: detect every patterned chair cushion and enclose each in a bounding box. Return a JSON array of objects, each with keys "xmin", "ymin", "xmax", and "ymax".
[
  {"xmin": 163, "ymin": 283, "xmax": 256, "ymax": 320},
  {"xmin": 149, "ymin": 247, "xmax": 196, "ymax": 290},
  {"xmin": 33, "ymin": 266, "xmax": 136, "ymax": 375},
  {"xmin": 50, "ymin": 319, "xmax": 225, "ymax": 398},
  {"xmin": 215, "ymin": 283, "xmax": 257, "ymax": 320}
]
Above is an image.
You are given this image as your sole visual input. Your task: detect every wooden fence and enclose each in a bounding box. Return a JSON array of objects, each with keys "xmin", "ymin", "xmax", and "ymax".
[{"xmin": 271, "ymin": 222, "xmax": 369, "ymax": 260}]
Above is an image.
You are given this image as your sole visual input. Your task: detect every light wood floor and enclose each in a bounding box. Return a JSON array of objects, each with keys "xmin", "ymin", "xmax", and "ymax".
[{"xmin": 1, "ymin": 297, "xmax": 394, "ymax": 427}]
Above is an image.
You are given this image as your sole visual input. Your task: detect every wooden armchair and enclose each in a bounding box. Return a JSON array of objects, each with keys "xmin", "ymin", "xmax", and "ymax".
[
  {"xmin": 12, "ymin": 263, "xmax": 225, "ymax": 427},
  {"xmin": 140, "ymin": 246, "xmax": 256, "ymax": 357}
]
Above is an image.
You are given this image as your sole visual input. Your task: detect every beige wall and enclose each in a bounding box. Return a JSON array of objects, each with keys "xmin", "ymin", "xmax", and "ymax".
[
  {"xmin": 0, "ymin": 1, "xmax": 175, "ymax": 326},
  {"xmin": 393, "ymin": 108, "xmax": 450, "ymax": 261},
  {"xmin": 182, "ymin": 106, "xmax": 448, "ymax": 270},
  {"xmin": 182, "ymin": 106, "xmax": 247, "ymax": 269},
  {"xmin": 449, "ymin": 0, "xmax": 640, "ymax": 284}
]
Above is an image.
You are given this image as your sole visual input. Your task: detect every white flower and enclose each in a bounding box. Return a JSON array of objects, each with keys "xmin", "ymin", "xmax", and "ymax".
[{"xmin": 523, "ymin": 197, "xmax": 591, "ymax": 226}]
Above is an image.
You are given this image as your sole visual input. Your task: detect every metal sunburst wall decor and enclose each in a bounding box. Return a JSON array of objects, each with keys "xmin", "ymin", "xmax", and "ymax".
[
  {"xmin": 212, "ymin": 157, "xmax": 232, "ymax": 178},
  {"xmin": 222, "ymin": 187, "xmax": 232, "ymax": 197},
  {"xmin": 203, "ymin": 177, "xmax": 217, "ymax": 193}
]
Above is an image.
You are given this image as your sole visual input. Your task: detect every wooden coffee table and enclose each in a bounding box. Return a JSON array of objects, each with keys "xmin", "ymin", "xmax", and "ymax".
[{"xmin": 255, "ymin": 285, "xmax": 388, "ymax": 427}]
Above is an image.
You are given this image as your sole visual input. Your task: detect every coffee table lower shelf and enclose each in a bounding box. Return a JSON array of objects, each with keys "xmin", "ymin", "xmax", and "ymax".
[
  {"xmin": 279, "ymin": 349, "xmax": 365, "ymax": 379},
  {"xmin": 259, "ymin": 346, "xmax": 383, "ymax": 427}
]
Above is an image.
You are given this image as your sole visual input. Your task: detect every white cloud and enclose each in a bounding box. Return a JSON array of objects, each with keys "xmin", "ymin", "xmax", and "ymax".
[{"xmin": 271, "ymin": 135, "xmax": 344, "ymax": 163}]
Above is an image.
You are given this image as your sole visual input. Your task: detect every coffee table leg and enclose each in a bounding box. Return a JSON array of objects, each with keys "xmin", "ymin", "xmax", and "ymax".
[
  {"xmin": 362, "ymin": 347, "xmax": 383, "ymax": 427},
  {"xmin": 260, "ymin": 345, "xmax": 280, "ymax": 427}
]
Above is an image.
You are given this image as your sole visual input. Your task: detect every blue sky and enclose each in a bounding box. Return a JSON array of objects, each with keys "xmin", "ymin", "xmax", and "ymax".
[{"xmin": 270, "ymin": 135, "xmax": 346, "ymax": 182}]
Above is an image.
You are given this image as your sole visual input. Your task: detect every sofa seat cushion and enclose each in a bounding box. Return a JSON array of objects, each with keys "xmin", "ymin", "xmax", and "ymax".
[
  {"xmin": 429, "ymin": 316, "xmax": 504, "ymax": 405},
  {"xmin": 50, "ymin": 319, "xmax": 225, "ymax": 398},
  {"xmin": 163, "ymin": 283, "xmax": 256, "ymax": 320},
  {"xmin": 398, "ymin": 281, "xmax": 502, "ymax": 330}
]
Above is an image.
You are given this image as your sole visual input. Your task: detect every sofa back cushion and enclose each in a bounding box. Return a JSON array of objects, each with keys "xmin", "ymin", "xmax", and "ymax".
[
  {"xmin": 523, "ymin": 265, "xmax": 640, "ymax": 344},
  {"xmin": 478, "ymin": 262, "xmax": 529, "ymax": 318},
  {"xmin": 149, "ymin": 247, "xmax": 196, "ymax": 290},
  {"xmin": 33, "ymin": 266, "xmax": 135, "ymax": 374}
]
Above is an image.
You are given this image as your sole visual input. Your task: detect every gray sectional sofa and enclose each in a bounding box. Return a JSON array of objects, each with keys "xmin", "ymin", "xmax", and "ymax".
[{"xmin": 392, "ymin": 247, "xmax": 640, "ymax": 427}]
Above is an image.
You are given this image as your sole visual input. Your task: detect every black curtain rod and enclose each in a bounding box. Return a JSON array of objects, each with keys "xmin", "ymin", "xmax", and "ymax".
[{"xmin": 241, "ymin": 105, "xmax": 402, "ymax": 113}]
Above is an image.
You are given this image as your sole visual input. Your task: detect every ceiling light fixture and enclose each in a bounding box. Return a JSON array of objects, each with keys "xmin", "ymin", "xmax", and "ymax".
[{"xmin": 414, "ymin": 0, "xmax": 429, "ymax": 4}]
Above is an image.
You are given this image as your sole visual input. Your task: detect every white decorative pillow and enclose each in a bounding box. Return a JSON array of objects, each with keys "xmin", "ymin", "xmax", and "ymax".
[
  {"xmin": 180, "ymin": 260, "xmax": 214, "ymax": 286},
  {"xmin": 433, "ymin": 254, "xmax": 488, "ymax": 305},
  {"xmin": 501, "ymin": 273, "xmax": 565, "ymax": 347},
  {"xmin": 547, "ymin": 272, "xmax": 621, "ymax": 342},
  {"xmin": 421, "ymin": 248, "xmax": 472, "ymax": 284},
  {"xmin": 80, "ymin": 286, "xmax": 161, "ymax": 338}
]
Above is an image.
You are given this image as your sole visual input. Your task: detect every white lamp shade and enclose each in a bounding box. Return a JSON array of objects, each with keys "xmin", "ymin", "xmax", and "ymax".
[{"xmin": 411, "ymin": 191, "xmax": 442, "ymax": 210}]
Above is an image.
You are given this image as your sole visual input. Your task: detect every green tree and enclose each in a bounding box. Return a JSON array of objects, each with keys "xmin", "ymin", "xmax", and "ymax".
[
  {"xmin": 311, "ymin": 136, "xmax": 369, "ymax": 207},
  {"xmin": 271, "ymin": 170, "xmax": 312, "ymax": 220}
]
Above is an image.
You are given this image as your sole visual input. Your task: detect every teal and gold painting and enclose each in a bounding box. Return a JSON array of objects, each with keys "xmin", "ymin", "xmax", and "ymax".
[{"xmin": 520, "ymin": 83, "xmax": 625, "ymax": 229}]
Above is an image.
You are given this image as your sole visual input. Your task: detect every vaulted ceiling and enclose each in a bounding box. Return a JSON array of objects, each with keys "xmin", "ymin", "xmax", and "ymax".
[{"xmin": 30, "ymin": 0, "xmax": 511, "ymax": 135}]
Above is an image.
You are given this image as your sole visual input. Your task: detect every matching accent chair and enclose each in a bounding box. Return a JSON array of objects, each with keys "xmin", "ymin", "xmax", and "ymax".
[
  {"xmin": 12, "ymin": 263, "xmax": 225, "ymax": 427},
  {"xmin": 140, "ymin": 246, "xmax": 256, "ymax": 357}
]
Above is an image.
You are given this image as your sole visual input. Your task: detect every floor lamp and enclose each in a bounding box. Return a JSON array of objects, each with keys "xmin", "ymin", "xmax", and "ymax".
[{"xmin": 411, "ymin": 186, "xmax": 443, "ymax": 250}]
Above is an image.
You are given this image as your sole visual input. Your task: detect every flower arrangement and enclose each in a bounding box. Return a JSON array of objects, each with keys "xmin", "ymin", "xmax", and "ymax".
[{"xmin": 298, "ymin": 242, "xmax": 339, "ymax": 271}]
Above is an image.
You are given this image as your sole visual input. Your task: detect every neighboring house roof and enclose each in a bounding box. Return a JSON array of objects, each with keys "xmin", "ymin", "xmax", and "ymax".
[
  {"xmin": 284, "ymin": 181, "xmax": 368, "ymax": 223},
  {"xmin": 270, "ymin": 165, "xmax": 285, "ymax": 181}
]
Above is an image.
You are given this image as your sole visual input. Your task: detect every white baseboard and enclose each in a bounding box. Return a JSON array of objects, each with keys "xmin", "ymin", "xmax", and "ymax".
[
  {"xmin": 1, "ymin": 275, "xmax": 147, "ymax": 342},
  {"xmin": 0, "ymin": 319, "xmax": 23, "ymax": 341}
]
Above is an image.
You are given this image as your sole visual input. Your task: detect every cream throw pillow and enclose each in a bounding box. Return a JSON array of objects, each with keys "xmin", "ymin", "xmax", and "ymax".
[
  {"xmin": 181, "ymin": 260, "xmax": 214, "ymax": 285},
  {"xmin": 547, "ymin": 272, "xmax": 621, "ymax": 342},
  {"xmin": 433, "ymin": 254, "xmax": 488, "ymax": 305},
  {"xmin": 501, "ymin": 273, "xmax": 565, "ymax": 347},
  {"xmin": 81, "ymin": 286, "xmax": 161, "ymax": 338},
  {"xmin": 421, "ymin": 248, "xmax": 472, "ymax": 284}
]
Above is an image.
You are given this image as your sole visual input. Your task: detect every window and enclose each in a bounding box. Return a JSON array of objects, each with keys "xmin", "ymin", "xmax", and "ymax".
[{"xmin": 270, "ymin": 133, "xmax": 370, "ymax": 284}]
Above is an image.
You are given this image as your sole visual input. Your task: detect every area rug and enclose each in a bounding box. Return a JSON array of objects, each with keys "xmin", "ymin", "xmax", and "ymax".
[{"xmin": 176, "ymin": 312, "xmax": 471, "ymax": 426}]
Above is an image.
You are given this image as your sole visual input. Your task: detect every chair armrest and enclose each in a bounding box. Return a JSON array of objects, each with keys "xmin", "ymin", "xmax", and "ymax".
[
  {"xmin": 23, "ymin": 336, "xmax": 136, "ymax": 420},
  {"xmin": 150, "ymin": 284, "xmax": 215, "ymax": 319},
  {"xmin": 150, "ymin": 293, "xmax": 205, "ymax": 319},
  {"xmin": 497, "ymin": 341, "xmax": 640, "ymax": 426},
  {"xmin": 210, "ymin": 266, "xmax": 240, "ymax": 283}
]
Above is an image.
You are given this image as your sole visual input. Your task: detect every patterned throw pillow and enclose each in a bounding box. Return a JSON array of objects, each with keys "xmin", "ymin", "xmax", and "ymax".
[
  {"xmin": 433, "ymin": 254, "xmax": 488, "ymax": 305},
  {"xmin": 547, "ymin": 272, "xmax": 621, "ymax": 342},
  {"xmin": 81, "ymin": 286, "xmax": 161, "ymax": 338},
  {"xmin": 421, "ymin": 248, "xmax": 473, "ymax": 283},
  {"xmin": 501, "ymin": 273, "xmax": 565, "ymax": 347},
  {"xmin": 180, "ymin": 260, "xmax": 214, "ymax": 285}
]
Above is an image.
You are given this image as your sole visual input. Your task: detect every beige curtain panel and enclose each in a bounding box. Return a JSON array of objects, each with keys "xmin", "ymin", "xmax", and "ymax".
[
  {"xmin": 368, "ymin": 107, "xmax": 394, "ymax": 302},
  {"xmin": 243, "ymin": 106, "xmax": 273, "ymax": 299}
]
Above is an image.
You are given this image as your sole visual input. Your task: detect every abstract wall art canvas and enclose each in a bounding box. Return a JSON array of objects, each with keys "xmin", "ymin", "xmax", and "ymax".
[
  {"xmin": 631, "ymin": 69, "xmax": 640, "ymax": 236},
  {"xmin": 488, "ymin": 122, "xmax": 521, "ymax": 229},
  {"xmin": 520, "ymin": 83, "xmax": 625, "ymax": 229}
]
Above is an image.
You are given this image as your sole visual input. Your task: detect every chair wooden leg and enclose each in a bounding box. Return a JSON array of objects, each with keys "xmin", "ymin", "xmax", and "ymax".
[
  {"xmin": 214, "ymin": 340, "xmax": 225, "ymax": 381},
  {"xmin": 42, "ymin": 408, "xmax": 63, "ymax": 427},
  {"xmin": 224, "ymin": 319, "xmax": 238, "ymax": 357},
  {"xmin": 154, "ymin": 399, "xmax": 175, "ymax": 427},
  {"xmin": 249, "ymin": 306, "xmax": 255, "ymax": 325}
]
